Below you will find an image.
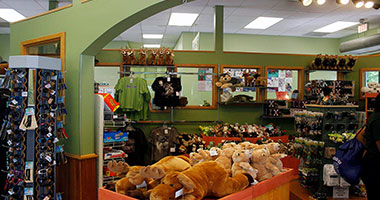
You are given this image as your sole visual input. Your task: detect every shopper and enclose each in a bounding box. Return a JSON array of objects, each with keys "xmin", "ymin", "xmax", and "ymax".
[{"xmin": 361, "ymin": 93, "xmax": 380, "ymax": 200}]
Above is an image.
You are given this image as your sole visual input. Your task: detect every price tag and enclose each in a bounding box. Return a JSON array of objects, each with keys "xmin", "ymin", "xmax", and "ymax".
[
  {"xmin": 164, "ymin": 129, "xmax": 168, "ymax": 134},
  {"xmin": 45, "ymin": 84, "xmax": 51, "ymax": 89},
  {"xmin": 7, "ymin": 140, "xmax": 12, "ymax": 146},
  {"xmin": 11, "ymin": 99, "xmax": 18, "ymax": 105},
  {"xmin": 170, "ymin": 147, "xmax": 176, "ymax": 152},
  {"xmin": 22, "ymin": 92, "xmax": 28, "ymax": 97},
  {"xmin": 175, "ymin": 188, "xmax": 183, "ymax": 198},
  {"xmin": 210, "ymin": 150, "xmax": 218, "ymax": 156},
  {"xmin": 113, "ymin": 115, "xmax": 118, "ymax": 119},
  {"xmin": 136, "ymin": 181, "xmax": 147, "ymax": 189},
  {"xmin": 167, "ymin": 77, "xmax": 171, "ymax": 82},
  {"xmin": 53, "ymin": 138, "xmax": 59, "ymax": 143},
  {"xmin": 45, "ymin": 156, "xmax": 52, "ymax": 163},
  {"xmin": 47, "ymin": 133, "xmax": 52, "ymax": 138}
]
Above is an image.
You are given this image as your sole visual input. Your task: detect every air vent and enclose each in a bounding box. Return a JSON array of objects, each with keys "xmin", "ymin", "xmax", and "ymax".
[{"xmin": 303, "ymin": 32, "xmax": 330, "ymax": 37}]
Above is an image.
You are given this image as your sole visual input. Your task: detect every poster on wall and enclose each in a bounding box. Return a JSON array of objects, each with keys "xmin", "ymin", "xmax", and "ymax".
[
  {"xmin": 267, "ymin": 69, "xmax": 293, "ymax": 92},
  {"xmin": 198, "ymin": 68, "xmax": 212, "ymax": 91}
]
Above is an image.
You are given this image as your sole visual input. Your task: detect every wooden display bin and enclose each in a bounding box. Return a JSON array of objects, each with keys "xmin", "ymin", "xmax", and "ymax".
[
  {"xmin": 98, "ymin": 169, "xmax": 294, "ymax": 200},
  {"xmin": 202, "ymin": 135, "xmax": 289, "ymax": 146}
]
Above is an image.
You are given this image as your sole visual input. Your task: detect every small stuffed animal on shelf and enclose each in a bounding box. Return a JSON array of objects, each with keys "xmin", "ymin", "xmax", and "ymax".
[
  {"xmin": 254, "ymin": 74, "xmax": 267, "ymax": 87},
  {"xmin": 148, "ymin": 49, "xmax": 158, "ymax": 65},
  {"xmin": 329, "ymin": 55, "xmax": 338, "ymax": 70},
  {"xmin": 231, "ymin": 150, "xmax": 258, "ymax": 181},
  {"xmin": 215, "ymin": 147, "xmax": 235, "ymax": 173},
  {"xmin": 127, "ymin": 48, "xmax": 137, "ymax": 65},
  {"xmin": 138, "ymin": 48, "xmax": 147, "ymax": 65},
  {"xmin": 322, "ymin": 54, "xmax": 330, "ymax": 70},
  {"xmin": 243, "ymin": 70, "xmax": 255, "ymax": 87},
  {"xmin": 361, "ymin": 82, "xmax": 380, "ymax": 93},
  {"xmin": 311, "ymin": 54, "xmax": 322, "ymax": 70},
  {"xmin": 157, "ymin": 47, "xmax": 166, "ymax": 65},
  {"xmin": 120, "ymin": 48, "xmax": 129, "ymax": 65},
  {"xmin": 337, "ymin": 56, "xmax": 347, "ymax": 71},
  {"xmin": 346, "ymin": 55, "xmax": 358, "ymax": 71},
  {"xmin": 165, "ymin": 48, "xmax": 175, "ymax": 65},
  {"xmin": 149, "ymin": 161, "xmax": 252, "ymax": 200}
]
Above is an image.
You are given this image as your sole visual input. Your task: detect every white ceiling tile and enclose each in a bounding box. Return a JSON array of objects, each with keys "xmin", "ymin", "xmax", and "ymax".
[
  {"xmin": 228, "ymin": 8, "xmax": 265, "ymax": 17},
  {"xmin": 0, "ymin": 2, "xmax": 8, "ymax": 7},
  {"xmin": 240, "ymin": 0, "xmax": 279, "ymax": 9},
  {"xmin": 17, "ymin": 9, "xmax": 46, "ymax": 17},
  {"xmin": 34, "ymin": 0, "xmax": 48, "ymax": 10},
  {"xmin": 2, "ymin": 0, "xmax": 43, "ymax": 10},
  {"xmin": 172, "ymin": 5, "xmax": 205, "ymax": 13}
]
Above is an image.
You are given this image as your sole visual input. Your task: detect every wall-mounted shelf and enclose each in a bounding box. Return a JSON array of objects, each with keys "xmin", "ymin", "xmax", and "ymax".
[
  {"xmin": 305, "ymin": 104, "xmax": 359, "ymax": 108},
  {"xmin": 261, "ymin": 115, "xmax": 295, "ymax": 119}
]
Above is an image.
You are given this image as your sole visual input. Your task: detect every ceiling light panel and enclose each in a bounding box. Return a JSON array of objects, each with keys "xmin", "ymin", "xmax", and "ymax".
[
  {"xmin": 0, "ymin": 9, "xmax": 25, "ymax": 22},
  {"xmin": 314, "ymin": 21, "xmax": 359, "ymax": 33},
  {"xmin": 168, "ymin": 13, "xmax": 199, "ymax": 26},
  {"xmin": 244, "ymin": 17, "xmax": 283, "ymax": 29},
  {"xmin": 144, "ymin": 44, "xmax": 161, "ymax": 48},
  {"xmin": 143, "ymin": 34, "xmax": 163, "ymax": 39}
]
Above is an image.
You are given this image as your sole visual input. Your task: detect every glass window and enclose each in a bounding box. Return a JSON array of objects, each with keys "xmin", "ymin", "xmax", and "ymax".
[
  {"xmin": 222, "ymin": 68, "xmax": 258, "ymax": 102},
  {"xmin": 177, "ymin": 67, "xmax": 215, "ymax": 107},
  {"xmin": 365, "ymin": 71, "xmax": 380, "ymax": 87},
  {"xmin": 309, "ymin": 71, "xmax": 337, "ymax": 81},
  {"xmin": 267, "ymin": 69, "xmax": 298, "ymax": 100},
  {"xmin": 27, "ymin": 41, "xmax": 60, "ymax": 58}
]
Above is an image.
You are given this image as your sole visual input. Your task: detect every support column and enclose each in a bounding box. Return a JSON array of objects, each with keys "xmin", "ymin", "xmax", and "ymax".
[{"xmin": 214, "ymin": 5, "xmax": 224, "ymax": 53}]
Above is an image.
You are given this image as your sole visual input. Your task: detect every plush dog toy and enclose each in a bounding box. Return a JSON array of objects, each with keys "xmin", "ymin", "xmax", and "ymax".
[
  {"xmin": 215, "ymin": 73, "xmax": 243, "ymax": 89},
  {"xmin": 215, "ymin": 147, "xmax": 235, "ymax": 173},
  {"xmin": 232, "ymin": 150, "xmax": 258, "ymax": 181},
  {"xmin": 311, "ymin": 54, "xmax": 322, "ymax": 70},
  {"xmin": 361, "ymin": 82, "xmax": 380, "ymax": 93},
  {"xmin": 251, "ymin": 148, "xmax": 279, "ymax": 181},
  {"xmin": 107, "ymin": 156, "xmax": 191, "ymax": 195},
  {"xmin": 254, "ymin": 74, "xmax": 267, "ymax": 87},
  {"xmin": 149, "ymin": 161, "xmax": 252, "ymax": 200}
]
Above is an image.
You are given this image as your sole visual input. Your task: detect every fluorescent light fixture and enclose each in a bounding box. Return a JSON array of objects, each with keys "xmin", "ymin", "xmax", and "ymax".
[
  {"xmin": 143, "ymin": 44, "xmax": 161, "ymax": 48},
  {"xmin": 314, "ymin": 21, "xmax": 359, "ymax": 33},
  {"xmin": 0, "ymin": 9, "xmax": 25, "ymax": 22},
  {"xmin": 317, "ymin": 0, "xmax": 326, "ymax": 5},
  {"xmin": 365, "ymin": 1, "xmax": 374, "ymax": 8},
  {"xmin": 300, "ymin": 0, "xmax": 313, "ymax": 6},
  {"xmin": 336, "ymin": 0, "xmax": 349, "ymax": 4},
  {"xmin": 244, "ymin": 17, "xmax": 283, "ymax": 29},
  {"xmin": 168, "ymin": 13, "xmax": 199, "ymax": 26},
  {"xmin": 143, "ymin": 34, "xmax": 163, "ymax": 39}
]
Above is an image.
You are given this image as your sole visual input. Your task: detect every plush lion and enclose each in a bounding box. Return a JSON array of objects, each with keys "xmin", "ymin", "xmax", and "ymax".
[{"xmin": 149, "ymin": 161, "xmax": 252, "ymax": 200}]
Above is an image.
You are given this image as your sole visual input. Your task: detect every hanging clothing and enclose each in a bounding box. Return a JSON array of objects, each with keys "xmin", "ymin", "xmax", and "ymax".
[
  {"xmin": 0, "ymin": 88, "xmax": 10, "ymax": 194},
  {"xmin": 150, "ymin": 126, "xmax": 179, "ymax": 162},
  {"xmin": 118, "ymin": 127, "xmax": 148, "ymax": 166},
  {"xmin": 152, "ymin": 77, "xmax": 182, "ymax": 108},
  {"xmin": 114, "ymin": 77, "xmax": 150, "ymax": 120}
]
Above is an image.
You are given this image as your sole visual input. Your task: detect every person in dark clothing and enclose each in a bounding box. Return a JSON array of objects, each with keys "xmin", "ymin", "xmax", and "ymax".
[
  {"xmin": 361, "ymin": 93, "xmax": 380, "ymax": 200},
  {"xmin": 118, "ymin": 127, "xmax": 148, "ymax": 166}
]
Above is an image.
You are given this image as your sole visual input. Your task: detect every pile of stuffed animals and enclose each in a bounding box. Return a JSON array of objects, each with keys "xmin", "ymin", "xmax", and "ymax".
[
  {"xmin": 215, "ymin": 73, "xmax": 267, "ymax": 90},
  {"xmin": 361, "ymin": 82, "xmax": 380, "ymax": 93},
  {"xmin": 176, "ymin": 133, "xmax": 207, "ymax": 155},
  {"xmin": 199, "ymin": 123, "xmax": 285, "ymax": 138},
  {"xmin": 107, "ymin": 140, "xmax": 288, "ymax": 200},
  {"xmin": 120, "ymin": 47, "xmax": 174, "ymax": 66},
  {"xmin": 310, "ymin": 54, "xmax": 357, "ymax": 71}
]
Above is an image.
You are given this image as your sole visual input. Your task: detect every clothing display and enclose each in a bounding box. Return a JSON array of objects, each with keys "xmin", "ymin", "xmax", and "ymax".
[
  {"xmin": 150, "ymin": 126, "xmax": 179, "ymax": 162},
  {"xmin": 117, "ymin": 126, "xmax": 148, "ymax": 166},
  {"xmin": 151, "ymin": 76, "xmax": 182, "ymax": 109},
  {"xmin": 115, "ymin": 76, "xmax": 151, "ymax": 120}
]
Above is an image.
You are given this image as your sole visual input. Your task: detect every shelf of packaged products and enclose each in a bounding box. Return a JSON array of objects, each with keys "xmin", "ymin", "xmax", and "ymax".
[{"xmin": 305, "ymin": 104, "xmax": 359, "ymax": 108}]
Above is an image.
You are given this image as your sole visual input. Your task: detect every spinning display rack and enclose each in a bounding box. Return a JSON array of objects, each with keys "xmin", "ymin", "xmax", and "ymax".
[{"xmin": 2, "ymin": 56, "xmax": 67, "ymax": 200}]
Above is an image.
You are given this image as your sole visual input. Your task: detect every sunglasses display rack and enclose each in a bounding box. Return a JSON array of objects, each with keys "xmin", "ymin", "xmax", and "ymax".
[{"xmin": 2, "ymin": 56, "xmax": 66, "ymax": 200}]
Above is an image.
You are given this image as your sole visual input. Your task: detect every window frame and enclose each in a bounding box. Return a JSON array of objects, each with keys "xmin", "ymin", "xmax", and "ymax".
[
  {"xmin": 174, "ymin": 64, "xmax": 218, "ymax": 110},
  {"xmin": 265, "ymin": 66, "xmax": 305, "ymax": 100},
  {"xmin": 220, "ymin": 64, "xmax": 263, "ymax": 102},
  {"xmin": 360, "ymin": 67, "xmax": 380, "ymax": 99}
]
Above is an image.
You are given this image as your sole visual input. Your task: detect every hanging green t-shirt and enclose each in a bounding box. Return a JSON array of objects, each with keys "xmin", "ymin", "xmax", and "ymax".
[{"xmin": 115, "ymin": 77, "xmax": 151, "ymax": 120}]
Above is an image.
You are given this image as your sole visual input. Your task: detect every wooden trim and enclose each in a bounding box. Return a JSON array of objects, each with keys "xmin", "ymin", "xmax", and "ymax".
[
  {"xmin": 175, "ymin": 64, "xmax": 218, "ymax": 109},
  {"xmin": 95, "ymin": 62, "xmax": 122, "ymax": 66},
  {"xmin": 82, "ymin": 0, "xmax": 90, "ymax": 3},
  {"xmin": 65, "ymin": 153, "xmax": 98, "ymax": 160},
  {"xmin": 265, "ymin": 66, "xmax": 305, "ymax": 100},
  {"xmin": 173, "ymin": 50, "xmax": 216, "ymax": 53},
  {"xmin": 224, "ymin": 51, "xmax": 316, "ymax": 57},
  {"xmin": 101, "ymin": 49, "xmax": 121, "ymax": 51},
  {"xmin": 0, "ymin": 63, "xmax": 9, "ymax": 74},
  {"xmin": 11, "ymin": 4, "xmax": 72, "ymax": 24},
  {"xmin": 305, "ymin": 104, "xmax": 359, "ymax": 108},
  {"xmin": 359, "ymin": 67, "xmax": 380, "ymax": 99},
  {"xmin": 220, "ymin": 64, "xmax": 263, "ymax": 103},
  {"xmin": 357, "ymin": 54, "xmax": 380, "ymax": 57}
]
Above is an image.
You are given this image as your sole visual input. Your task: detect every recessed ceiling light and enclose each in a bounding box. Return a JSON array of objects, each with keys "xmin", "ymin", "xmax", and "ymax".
[
  {"xmin": 168, "ymin": 13, "xmax": 199, "ymax": 26},
  {"xmin": 317, "ymin": 0, "xmax": 326, "ymax": 5},
  {"xmin": 364, "ymin": 1, "xmax": 374, "ymax": 8},
  {"xmin": 353, "ymin": 0, "xmax": 364, "ymax": 8},
  {"xmin": 0, "ymin": 9, "xmax": 25, "ymax": 22},
  {"xmin": 244, "ymin": 17, "xmax": 283, "ymax": 29},
  {"xmin": 336, "ymin": 0, "xmax": 349, "ymax": 4},
  {"xmin": 143, "ymin": 34, "xmax": 163, "ymax": 39},
  {"xmin": 144, "ymin": 44, "xmax": 161, "ymax": 48},
  {"xmin": 299, "ymin": 0, "xmax": 313, "ymax": 6},
  {"xmin": 314, "ymin": 21, "xmax": 359, "ymax": 33}
]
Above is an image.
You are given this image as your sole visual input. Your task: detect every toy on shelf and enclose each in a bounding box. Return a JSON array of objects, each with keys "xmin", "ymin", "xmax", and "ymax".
[
  {"xmin": 361, "ymin": 82, "xmax": 380, "ymax": 93},
  {"xmin": 308, "ymin": 54, "xmax": 357, "ymax": 71},
  {"xmin": 138, "ymin": 48, "xmax": 147, "ymax": 65},
  {"xmin": 148, "ymin": 49, "xmax": 158, "ymax": 65},
  {"xmin": 165, "ymin": 48, "xmax": 174, "ymax": 65},
  {"xmin": 121, "ymin": 47, "xmax": 175, "ymax": 66},
  {"xmin": 215, "ymin": 73, "xmax": 244, "ymax": 89},
  {"xmin": 305, "ymin": 80, "xmax": 355, "ymax": 105}
]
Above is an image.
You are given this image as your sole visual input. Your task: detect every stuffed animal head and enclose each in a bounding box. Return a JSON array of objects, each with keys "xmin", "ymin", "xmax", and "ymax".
[
  {"xmin": 368, "ymin": 82, "xmax": 379, "ymax": 88},
  {"xmin": 232, "ymin": 150, "xmax": 251, "ymax": 163},
  {"xmin": 219, "ymin": 73, "xmax": 232, "ymax": 84},
  {"xmin": 107, "ymin": 161, "xmax": 145, "ymax": 185},
  {"xmin": 140, "ymin": 166, "xmax": 166, "ymax": 180},
  {"xmin": 220, "ymin": 147, "xmax": 235, "ymax": 158},
  {"xmin": 222, "ymin": 142, "xmax": 237, "ymax": 150},
  {"xmin": 209, "ymin": 147, "xmax": 222, "ymax": 159},
  {"xmin": 149, "ymin": 172, "xmax": 194, "ymax": 200},
  {"xmin": 251, "ymin": 149, "xmax": 270, "ymax": 163},
  {"xmin": 189, "ymin": 152, "xmax": 203, "ymax": 165},
  {"xmin": 265, "ymin": 143, "xmax": 281, "ymax": 154}
]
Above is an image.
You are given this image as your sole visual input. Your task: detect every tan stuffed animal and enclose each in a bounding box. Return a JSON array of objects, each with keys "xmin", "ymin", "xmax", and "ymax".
[
  {"xmin": 107, "ymin": 156, "xmax": 191, "ymax": 195},
  {"xmin": 189, "ymin": 152, "xmax": 203, "ymax": 166},
  {"xmin": 197, "ymin": 149, "xmax": 212, "ymax": 162},
  {"xmin": 148, "ymin": 49, "xmax": 158, "ymax": 65},
  {"xmin": 209, "ymin": 147, "xmax": 222, "ymax": 160},
  {"xmin": 165, "ymin": 48, "xmax": 175, "ymax": 65},
  {"xmin": 149, "ymin": 161, "xmax": 252, "ymax": 200},
  {"xmin": 222, "ymin": 142, "xmax": 237, "ymax": 150},
  {"xmin": 138, "ymin": 48, "xmax": 147, "ymax": 65},
  {"xmin": 265, "ymin": 143, "xmax": 287, "ymax": 172},
  {"xmin": 231, "ymin": 150, "xmax": 258, "ymax": 181},
  {"xmin": 157, "ymin": 47, "xmax": 166, "ymax": 65},
  {"xmin": 251, "ymin": 149, "xmax": 279, "ymax": 181},
  {"xmin": 215, "ymin": 147, "xmax": 235, "ymax": 173}
]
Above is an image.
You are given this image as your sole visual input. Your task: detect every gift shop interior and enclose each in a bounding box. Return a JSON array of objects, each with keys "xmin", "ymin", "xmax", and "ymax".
[{"xmin": 1, "ymin": 0, "xmax": 380, "ymax": 200}]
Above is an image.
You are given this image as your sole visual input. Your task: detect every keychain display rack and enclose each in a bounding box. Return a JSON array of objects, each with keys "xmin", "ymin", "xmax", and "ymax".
[{"xmin": 2, "ymin": 56, "xmax": 67, "ymax": 200}]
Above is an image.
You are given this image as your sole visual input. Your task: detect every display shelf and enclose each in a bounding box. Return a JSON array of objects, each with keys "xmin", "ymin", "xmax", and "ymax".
[
  {"xmin": 261, "ymin": 115, "xmax": 294, "ymax": 119},
  {"xmin": 306, "ymin": 69, "xmax": 354, "ymax": 73},
  {"xmin": 202, "ymin": 135, "xmax": 289, "ymax": 146},
  {"xmin": 218, "ymin": 102, "xmax": 262, "ymax": 106},
  {"xmin": 305, "ymin": 104, "xmax": 359, "ymax": 108}
]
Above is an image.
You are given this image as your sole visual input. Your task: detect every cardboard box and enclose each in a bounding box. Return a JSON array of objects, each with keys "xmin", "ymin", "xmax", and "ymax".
[
  {"xmin": 333, "ymin": 187, "xmax": 349, "ymax": 199},
  {"xmin": 104, "ymin": 131, "xmax": 128, "ymax": 143}
]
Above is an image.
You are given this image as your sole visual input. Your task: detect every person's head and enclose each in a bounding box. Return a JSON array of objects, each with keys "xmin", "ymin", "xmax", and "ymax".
[{"xmin": 375, "ymin": 93, "xmax": 380, "ymax": 113}]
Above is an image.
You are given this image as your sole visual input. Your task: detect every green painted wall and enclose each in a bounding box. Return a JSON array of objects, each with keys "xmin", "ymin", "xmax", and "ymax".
[
  {"xmin": 0, "ymin": 34, "xmax": 10, "ymax": 61},
  {"xmin": 340, "ymin": 28, "xmax": 379, "ymax": 43},
  {"xmin": 174, "ymin": 33, "xmax": 184, "ymax": 50}
]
